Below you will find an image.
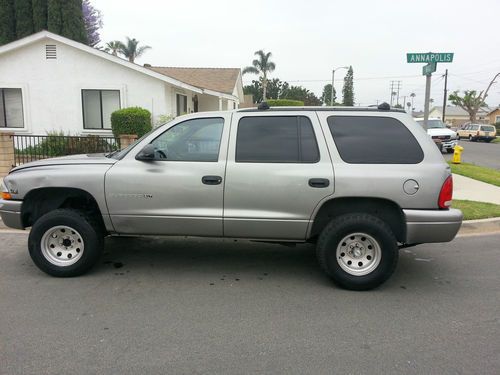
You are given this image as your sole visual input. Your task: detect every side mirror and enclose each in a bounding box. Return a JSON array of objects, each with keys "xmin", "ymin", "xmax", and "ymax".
[{"xmin": 135, "ymin": 144, "xmax": 156, "ymax": 161}]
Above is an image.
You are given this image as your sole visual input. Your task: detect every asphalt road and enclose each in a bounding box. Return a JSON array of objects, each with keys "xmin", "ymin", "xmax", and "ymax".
[
  {"xmin": 1, "ymin": 232, "xmax": 499, "ymax": 375},
  {"xmin": 444, "ymin": 139, "xmax": 500, "ymax": 169}
]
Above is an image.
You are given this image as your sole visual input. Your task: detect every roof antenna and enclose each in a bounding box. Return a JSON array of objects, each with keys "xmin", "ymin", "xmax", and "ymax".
[{"xmin": 258, "ymin": 101, "xmax": 270, "ymax": 110}]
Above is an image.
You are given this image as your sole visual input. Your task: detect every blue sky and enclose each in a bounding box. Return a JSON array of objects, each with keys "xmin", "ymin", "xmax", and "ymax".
[{"xmin": 95, "ymin": 0, "xmax": 500, "ymax": 110}]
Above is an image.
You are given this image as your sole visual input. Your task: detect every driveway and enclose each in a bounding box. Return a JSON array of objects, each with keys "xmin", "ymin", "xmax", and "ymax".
[
  {"xmin": 1, "ymin": 233, "xmax": 499, "ymax": 374},
  {"xmin": 444, "ymin": 139, "xmax": 500, "ymax": 169}
]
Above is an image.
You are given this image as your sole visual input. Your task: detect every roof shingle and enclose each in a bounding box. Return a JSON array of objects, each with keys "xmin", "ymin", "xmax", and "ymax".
[{"xmin": 147, "ymin": 66, "xmax": 240, "ymax": 95}]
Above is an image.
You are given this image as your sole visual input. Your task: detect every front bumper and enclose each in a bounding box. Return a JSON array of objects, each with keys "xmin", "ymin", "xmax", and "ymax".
[
  {"xmin": 0, "ymin": 199, "xmax": 24, "ymax": 230},
  {"xmin": 442, "ymin": 140, "xmax": 458, "ymax": 149},
  {"xmin": 403, "ymin": 208, "xmax": 462, "ymax": 244}
]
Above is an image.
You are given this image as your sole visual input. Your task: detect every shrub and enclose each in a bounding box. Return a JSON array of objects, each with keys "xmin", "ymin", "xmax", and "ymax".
[
  {"xmin": 111, "ymin": 107, "xmax": 152, "ymax": 137},
  {"xmin": 266, "ymin": 99, "xmax": 304, "ymax": 107},
  {"xmin": 495, "ymin": 121, "xmax": 500, "ymax": 132},
  {"xmin": 16, "ymin": 131, "xmax": 119, "ymax": 158}
]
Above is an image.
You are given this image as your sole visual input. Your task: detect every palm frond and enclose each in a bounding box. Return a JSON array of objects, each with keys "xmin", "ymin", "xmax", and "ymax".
[{"xmin": 243, "ymin": 66, "xmax": 260, "ymax": 75}]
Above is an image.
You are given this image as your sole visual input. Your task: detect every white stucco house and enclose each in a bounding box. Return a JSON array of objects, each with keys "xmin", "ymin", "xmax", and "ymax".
[{"xmin": 0, "ymin": 31, "xmax": 244, "ymax": 135}]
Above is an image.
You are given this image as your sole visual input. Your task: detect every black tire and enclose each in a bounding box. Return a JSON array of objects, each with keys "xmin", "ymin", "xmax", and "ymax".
[
  {"xmin": 316, "ymin": 213, "xmax": 399, "ymax": 291},
  {"xmin": 28, "ymin": 209, "xmax": 104, "ymax": 277},
  {"xmin": 446, "ymin": 148, "xmax": 454, "ymax": 154}
]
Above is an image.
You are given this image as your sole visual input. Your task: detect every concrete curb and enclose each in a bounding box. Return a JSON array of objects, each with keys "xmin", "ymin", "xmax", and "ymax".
[{"xmin": 457, "ymin": 217, "xmax": 500, "ymax": 236}]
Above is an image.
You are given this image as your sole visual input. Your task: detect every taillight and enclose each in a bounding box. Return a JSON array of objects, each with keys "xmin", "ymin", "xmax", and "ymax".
[{"xmin": 438, "ymin": 175, "xmax": 453, "ymax": 209}]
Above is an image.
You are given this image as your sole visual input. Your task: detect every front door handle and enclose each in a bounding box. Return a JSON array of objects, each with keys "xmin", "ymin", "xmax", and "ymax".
[
  {"xmin": 309, "ymin": 178, "xmax": 330, "ymax": 188},
  {"xmin": 202, "ymin": 175, "xmax": 222, "ymax": 185}
]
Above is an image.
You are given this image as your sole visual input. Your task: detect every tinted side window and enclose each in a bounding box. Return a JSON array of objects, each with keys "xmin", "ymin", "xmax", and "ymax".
[
  {"xmin": 327, "ymin": 116, "xmax": 424, "ymax": 164},
  {"xmin": 236, "ymin": 116, "xmax": 319, "ymax": 163}
]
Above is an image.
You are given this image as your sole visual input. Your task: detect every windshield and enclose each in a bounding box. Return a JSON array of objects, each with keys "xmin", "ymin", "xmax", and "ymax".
[
  {"xmin": 416, "ymin": 119, "xmax": 446, "ymax": 129},
  {"xmin": 107, "ymin": 128, "xmax": 156, "ymax": 160},
  {"xmin": 107, "ymin": 120, "xmax": 174, "ymax": 160}
]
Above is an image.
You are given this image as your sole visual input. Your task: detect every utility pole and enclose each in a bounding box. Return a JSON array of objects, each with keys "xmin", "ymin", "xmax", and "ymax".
[
  {"xmin": 442, "ymin": 69, "xmax": 448, "ymax": 123},
  {"xmin": 389, "ymin": 80, "xmax": 402, "ymax": 107},
  {"xmin": 331, "ymin": 66, "xmax": 349, "ymax": 106},
  {"xmin": 423, "ymin": 74, "xmax": 432, "ymax": 130},
  {"xmin": 396, "ymin": 81, "xmax": 402, "ymax": 106}
]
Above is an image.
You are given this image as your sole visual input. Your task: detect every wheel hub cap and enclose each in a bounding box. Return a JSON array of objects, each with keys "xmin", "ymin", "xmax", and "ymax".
[
  {"xmin": 41, "ymin": 225, "xmax": 84, "ymax": 267},
  {"xmin": 336, "ymin": 233, "xmax": 381, "ymax": 276}
]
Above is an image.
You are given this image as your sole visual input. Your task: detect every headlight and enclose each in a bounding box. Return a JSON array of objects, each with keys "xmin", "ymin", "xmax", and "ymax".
[{"xmin": 1, "ymin": 181, "xmax": 11, "ymax": 200}]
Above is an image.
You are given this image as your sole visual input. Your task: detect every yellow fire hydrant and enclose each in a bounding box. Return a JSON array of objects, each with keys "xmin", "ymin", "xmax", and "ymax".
[{"xmin": 452, "ymin": 144, "xmax": 464, "ymax": 164}]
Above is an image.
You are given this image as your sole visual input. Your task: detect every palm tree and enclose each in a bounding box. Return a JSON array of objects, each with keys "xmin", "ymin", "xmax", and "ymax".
[
  {"xmin": 410, "ymin": 92, "xmax": 416, "ymax": 110},
  {"xmin": 118, "ymin": 37, "xmax": 151, "ymax": 63},
  {"xmin": 243, "ymin": 50, "xmax": 276, "ymax": 101},
  {"xmin": 104, "ymin": 41, "xmax": 124, "ymax": 56}
]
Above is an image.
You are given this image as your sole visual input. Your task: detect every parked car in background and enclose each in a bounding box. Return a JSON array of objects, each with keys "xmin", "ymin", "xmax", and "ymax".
[
  {"xmin": 415, "ymin": 118, "xmax": 458, "ymax": 153},
  {"xmin": 457, "ymin": 124, "xmax": 497, "ymax": 142}
]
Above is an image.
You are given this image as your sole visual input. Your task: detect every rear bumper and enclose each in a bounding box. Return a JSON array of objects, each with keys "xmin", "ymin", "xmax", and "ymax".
[
  {"xmin": 403, "ymin": 208, "xmax": 462, "ymax": 244},
  {"xmin": 0, "ymin": 199, "xmax": 24, "ymax": 230}
]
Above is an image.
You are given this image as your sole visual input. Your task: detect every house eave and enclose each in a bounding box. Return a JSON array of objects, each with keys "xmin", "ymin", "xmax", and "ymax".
[{"xmin": 0, "ymin": 31, "xmax": 204, "ymax": 94}]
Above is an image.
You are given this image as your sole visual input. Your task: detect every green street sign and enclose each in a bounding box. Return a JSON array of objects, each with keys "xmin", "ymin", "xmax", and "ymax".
[
  {"xmin": 422, "ymin": 62, "xmax": 437, "ymax": 76},
  {"xmin": 407, "ymin": 52, "xmax": 454, "ymax": 63}
]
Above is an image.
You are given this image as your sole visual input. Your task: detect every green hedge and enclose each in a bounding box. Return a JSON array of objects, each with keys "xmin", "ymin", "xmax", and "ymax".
[
  {"xmin": 111, "ymin": 107, "xmax": 152, "ymax": 137},
  {"xmin": 266, "ymin": 99, "xmax": 304, "ymax": 107}
]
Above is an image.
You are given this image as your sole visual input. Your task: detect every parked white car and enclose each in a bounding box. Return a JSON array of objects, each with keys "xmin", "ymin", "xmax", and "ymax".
[{"xmin": 415, "ymin": 118, "xmax": 458, "ymax": 153}]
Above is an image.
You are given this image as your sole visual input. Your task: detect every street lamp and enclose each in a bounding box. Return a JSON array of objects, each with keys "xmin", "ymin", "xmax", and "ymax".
[{"xmin": 331, "ymin": 66, "xmax": 349, "ymax": 106}]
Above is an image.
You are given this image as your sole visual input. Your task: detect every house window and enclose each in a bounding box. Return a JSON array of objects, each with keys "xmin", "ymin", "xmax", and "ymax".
[
  {"xmin": 82, "ymin": 90, "xmax": 120, "ymax": 129},
  {"xmin": 495, "ymin": 115, "xmax": 500, "ymax": 123},
  {"xmin": 176, "ymin": 94, "xmax": 187, "ymax": 116},
  {"xmin": 0, "ymin": 88, "xmax": 24, "ymax": 128}
]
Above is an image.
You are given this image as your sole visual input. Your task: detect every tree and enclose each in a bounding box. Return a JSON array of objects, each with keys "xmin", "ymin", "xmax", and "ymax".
[
  {"xmin": 0, "ymin": 0, "xmax": 16, "ymax": 45},
  {"xmin": 449, "ymin": 72, "xmax": 500, "ymax": 122},
  {"xmin": 14, "ymin": 0, "xmax": 33, "ymax": 39},
  {"xmin": 282, "ymin": 85, "xmax": 322, "ymax": 106},
  {"xmin": 119, "ymin": 37, "xmax": 151, "ymax": 63},
  {"xmin": 82, "ymin": 0, "xmax": 102, "ymax": 47},
  {"xmin": 104, "ymin": 40, "xmax": 124, "ymax": 56},
  {"xmin": 47, "ymin": 0, "xmax": 63, "ymax": 34},
  {"xmin": 60, "ymin": 0, "xmax": 87, "ymax": 44},
  {"xmin": 32, "ymin": 0, "xmax": 48, "ymax": 31},
  {"xmin": 410, "ymin": 92, "xmax": 416, "ymax": 110},
  {"xmin": 243, "ymin": 77, "xmax": 289, "ymax": 103},
  {"xmin": 342, "ymin": 66, "xmax": 354, "ymax": 106},
  {"xmin": 321, "ymin": 84, "xmax": 336, "ymax": 105},
  {"xmin": 242, "ymin": 50, "xmax": 276, "ymax": 101}
]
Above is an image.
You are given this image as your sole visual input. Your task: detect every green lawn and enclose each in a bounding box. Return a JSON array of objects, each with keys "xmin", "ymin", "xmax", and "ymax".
[
  {"xmin": 448, "ymin": 162, "xmax": 500, "ymax": 187},
  {"xmin": 492, "ymin": 137, "xmax": 500, "ymax": 144},
  {"xmin": 452, "ymin": 200, "xmax": 500, "ymax": 220}
]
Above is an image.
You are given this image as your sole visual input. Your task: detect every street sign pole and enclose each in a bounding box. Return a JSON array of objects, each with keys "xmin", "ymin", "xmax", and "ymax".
[
  {"xmin": 423, "ymin": 73, "xmax": 432, "ymax": 130},
  {"xmin": 406, "ymin": 52, "xmax": 454, "ymax": 130}
]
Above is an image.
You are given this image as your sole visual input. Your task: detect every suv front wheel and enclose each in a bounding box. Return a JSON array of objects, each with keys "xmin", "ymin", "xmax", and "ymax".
[
  {"xmin": 316, "ymin": 213, "xmax": 399, "ymax": 290},
  {"xmin": 28, "ymin": 209, "xmax": 104, "ymax": 277}
]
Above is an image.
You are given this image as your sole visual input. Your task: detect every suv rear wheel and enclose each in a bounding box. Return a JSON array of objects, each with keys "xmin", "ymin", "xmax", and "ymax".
[
  {"xmin": 28, "ymin": 209, "xmax": 104, "ymax": 277},
  {"xmin": 316, "ymin": 213, "xmax": 398, "ymax": 290}
]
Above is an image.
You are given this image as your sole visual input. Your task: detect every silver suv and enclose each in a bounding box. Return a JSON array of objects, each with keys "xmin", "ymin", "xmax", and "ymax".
[{"xmin": 0, "ymin": 104, "xmax": 463, "ymax": 290}]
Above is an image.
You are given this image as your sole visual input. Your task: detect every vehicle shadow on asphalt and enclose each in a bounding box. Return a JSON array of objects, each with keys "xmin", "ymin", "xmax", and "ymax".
[{"xmin": 81, "ymin": 236, "xmax": 444, "ymax": 292}]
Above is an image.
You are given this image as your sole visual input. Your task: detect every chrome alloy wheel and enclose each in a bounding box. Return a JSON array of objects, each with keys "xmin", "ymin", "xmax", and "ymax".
[
  {"xmin": 336, "ymin": 233, "xmax": 381, "ymax": 276},
  {"xmin": 40, "ymin": 226, "xmax": 84, "ymax": 266}
]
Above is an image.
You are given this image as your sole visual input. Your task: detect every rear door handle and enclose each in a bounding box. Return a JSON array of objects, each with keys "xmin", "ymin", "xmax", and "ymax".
[
  {"xmin": 309, "ymin": 178, "xmax": 330, "ymax": 188},
  {"xmin": 202, "ymin": 175, "xmax": 222, "ymax": 185}
]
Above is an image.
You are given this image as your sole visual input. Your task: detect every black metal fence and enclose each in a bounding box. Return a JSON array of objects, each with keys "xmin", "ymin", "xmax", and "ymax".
[{"xmin": 13, "ymin": 134, "xmax": 121, "ymax": 165}]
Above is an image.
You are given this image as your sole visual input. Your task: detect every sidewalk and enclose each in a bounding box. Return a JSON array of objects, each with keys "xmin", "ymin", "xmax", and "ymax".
[{"xmin": 452, "ymin": 174, "xmax": 500, "ymax": 205}]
